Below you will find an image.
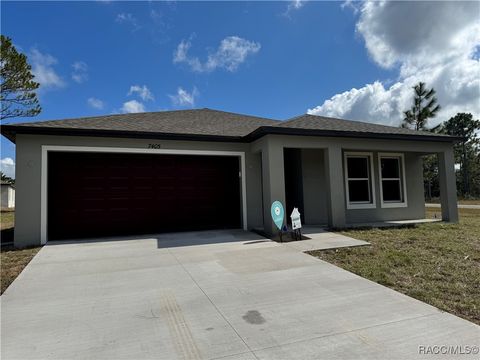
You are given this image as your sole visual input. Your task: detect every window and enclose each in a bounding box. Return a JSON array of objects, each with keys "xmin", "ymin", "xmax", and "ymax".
[
  {"xmin": 344, "ymin": 152, "xmax": 376, "ymax": 209},
  {"xmin": 378, "ymin": 153, "xmax": 407, "ymax": 208}
]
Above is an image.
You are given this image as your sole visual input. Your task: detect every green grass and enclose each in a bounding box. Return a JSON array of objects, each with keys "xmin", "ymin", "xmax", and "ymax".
[
  {"xmin": 0, "ymin": 210, "xmax": 14, "ymax": 230},
  {"xmin": 1, "ymin": 211, "xmax": 41, "ymax": 294},
  {"xmin": 426, "ymin": 198, "xmax": 480, "ymax": 205},
  {"xmin": 1, "ymin": 246, "xmax": 41, "ymax": 294},
  {"xmin": 308, "ymin": 208, "xmax": 480, "ymax": 325},
  {"xmin": 457, "ymin": 199, "xmax": 480, "ymax": 205},
  {"xmin": 1, "ymin": 210, "xmax": 15, "ymax": 246}
]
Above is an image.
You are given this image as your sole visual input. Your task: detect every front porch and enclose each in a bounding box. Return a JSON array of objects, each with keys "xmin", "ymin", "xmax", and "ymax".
[{"xmin": 251, "ymin": 135, "xmax": 458, "ymax": 236}]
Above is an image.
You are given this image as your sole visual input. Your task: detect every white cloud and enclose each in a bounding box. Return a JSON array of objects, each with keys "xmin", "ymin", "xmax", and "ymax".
[
  {"xmin": 150, "ymin": 9, "xmax": 162, "ymax": 21},
  {"xmin": 87, "ymin": 97, "xmax": 104, "ymax": 110},
  {"xmin": 173, "ymin": 36, "xmax": 261, "ymax": 73},
  {"xmin": 356, "ymin": 1, "xmax": 479, "ymax": 70},
  {"xmin": 169, "ymin": 87, "xmax": 199, "ymax": 107},
  {"xmin": 115, "ymin": 13, "xmax": 140, "ymax": 31},
  {"xmin": 0, "ymin": 158, "xmax": 15, "ymax": 178},
  {"xmin": 341, "ymin": 0, "xmax": 360, "ymax": 14},
  {"xmin": 30, "ymin": 49, "xmax": 65, "ymax": 89},
  {"xmin": 71, "ymin": 61, "xmax": 88, "ymax": 83},
  {"xmin": 309, "ymin": 1, "xmax": 480, "ymax": 127},
  {"xmin": 309, "ymin": 81, "xmax": 408, "ymax": 126},
  {"xmin": 121, "ymin": 100, "xmax": 145, "ymax": 113},
  {"xmin": 173, "ymin": 37, "xmax": 203, "ymax": 72},
  {"xmin": 128, "ymin": 85, "xmax": 154, "ymax": 101},
  {"xmin": 284, "ymin": 0, "xmax": 306, "ymax": 17},
  {"xmin": 290, "ymin": 0, "xmax": 305, "ymax": 10}
]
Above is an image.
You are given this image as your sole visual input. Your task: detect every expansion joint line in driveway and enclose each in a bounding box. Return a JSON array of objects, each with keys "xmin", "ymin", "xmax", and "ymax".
[
  {"xmin": 251, "ymin": 312, "xmax": 442, "ymax": 354},
  {"xmin": 166, "ymin": 248, "xmax": 260, "ymax": 360}
]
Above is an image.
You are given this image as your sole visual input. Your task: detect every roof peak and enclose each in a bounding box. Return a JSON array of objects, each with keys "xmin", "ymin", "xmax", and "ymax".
[{"xmin": 7, "ymin": 107, "xmax": 278, "ymax": 127}]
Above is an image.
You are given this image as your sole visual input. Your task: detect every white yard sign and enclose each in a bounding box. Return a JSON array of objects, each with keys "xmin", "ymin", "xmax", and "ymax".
[{"xmin": 290, "ymin": 207, "xmax": 302, "ymax": 230}]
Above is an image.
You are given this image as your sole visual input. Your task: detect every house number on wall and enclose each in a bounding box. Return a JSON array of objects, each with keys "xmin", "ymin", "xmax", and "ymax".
[{"xmin": 147, "ymin": 144, "xmax": 162, "ymax": 149}]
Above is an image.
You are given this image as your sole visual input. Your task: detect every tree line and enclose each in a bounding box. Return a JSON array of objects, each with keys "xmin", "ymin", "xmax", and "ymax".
[{"xmin": 401, "ymin": 82, "xmax": 480, "ymax": 199}]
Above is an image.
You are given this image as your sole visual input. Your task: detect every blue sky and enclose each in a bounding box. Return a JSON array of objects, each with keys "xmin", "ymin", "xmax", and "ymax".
[{"xmin": 1, "ymin": 1, "xmax": 479, "ymax": 177}]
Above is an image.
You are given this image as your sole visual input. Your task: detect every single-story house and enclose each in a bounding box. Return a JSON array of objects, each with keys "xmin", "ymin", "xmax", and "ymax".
[
  {"xmin": 1, "ymin": 108, "xmax": 459, "ymax": 247},
  {"xmin": 0, "ymin": 181, "xmax": 15, "ymax": 209}
]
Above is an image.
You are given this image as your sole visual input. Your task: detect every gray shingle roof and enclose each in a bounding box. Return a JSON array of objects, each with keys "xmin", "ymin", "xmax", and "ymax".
[
  {"xmin": 8, "ymin": 108, "xmax": 278, "ymax": 137},
  {"xmin": 276, "ymin": 114, "xmax": 450, "ymax": 138},
  {"xmin": 1, "ymin": 108, "xmax": 458, "ymax": 142}
]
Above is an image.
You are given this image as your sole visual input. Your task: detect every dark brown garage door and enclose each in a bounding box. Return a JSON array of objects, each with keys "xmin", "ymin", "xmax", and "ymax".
[{"xmin": 48, "ymin": 152, "xmax": 241, "ymax": 240}]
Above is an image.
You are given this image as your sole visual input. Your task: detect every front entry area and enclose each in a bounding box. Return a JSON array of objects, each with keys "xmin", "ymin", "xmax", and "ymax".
[
  {"xmin": 47, "ymin": 151, "xmax": 242, "ymax": 240},
  {"xmin": 283, "ymin": 148, "xmax": 328, "ymax": 226}
]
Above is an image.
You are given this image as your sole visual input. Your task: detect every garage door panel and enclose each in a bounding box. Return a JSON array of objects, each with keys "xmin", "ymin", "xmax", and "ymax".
[{"xmin": 48, "ymin": 152, "xmax": 241, "ymax": 240}]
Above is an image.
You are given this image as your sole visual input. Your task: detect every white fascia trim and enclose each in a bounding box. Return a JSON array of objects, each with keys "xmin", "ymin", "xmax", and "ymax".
[
  {"xmin": 40, "ymin": 145, "xmax": 248, "ymax": 244},
  {"xmin": 378, "ymin": 152, "xmax": 408, "ymax": 208},
  {"xmin": 344, "ymin": 151, "xmax": 377, "ymax": 210}
]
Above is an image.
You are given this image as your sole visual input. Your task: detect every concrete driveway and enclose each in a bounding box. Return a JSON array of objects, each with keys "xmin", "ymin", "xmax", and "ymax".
[{"xmin": 2, "ymin": 230, "xmax": 479, "ymax": 360}]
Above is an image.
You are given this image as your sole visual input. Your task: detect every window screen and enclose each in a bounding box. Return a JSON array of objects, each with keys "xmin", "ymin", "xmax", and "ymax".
[
  {"xmin": 348, "ymin": 180, "xmax": 370, "ymax": 202},
  {"xmin": 347, "ymin": 157, "xmax": 369, "ymax": 178},
  {"xmin": 380, "ymin": 156, "xmax": 403, "ymax": 203},
  {"xmin": 346, "ymin": 155, "xmax": 372, "ymax": 205}
]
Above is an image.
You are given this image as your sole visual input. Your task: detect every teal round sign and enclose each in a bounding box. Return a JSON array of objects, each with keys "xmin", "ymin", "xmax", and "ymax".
[{"xmin": 271, "ymin": 201, "xmax": 285, "ymax": 230}]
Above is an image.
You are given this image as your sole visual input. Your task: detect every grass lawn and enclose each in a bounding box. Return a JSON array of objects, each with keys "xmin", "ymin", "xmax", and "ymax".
[
  {"xmin": 457, "ymin": 199, "xmax": 480, "ymax": 205},
  {"xmin": 1, "ymin": 246, "xmax": 41, "ymax": 294},
  {"xmin": 308, "ymin": 208, "xmax": 480, "ymax": 325},
  {"xmin": 426, "ymin": 198, "xmax": 480, "ymax": 205},
  {"xmin": 1, "ymin": 210, "xmax": 15, "ymax": 246},
  {"xmin": 1, "ymin": 210, "xmax": 15, "ymax": 230},
  {"xmin": 1, "ymin": 211, "xmax": 41, "ymax": 295}
]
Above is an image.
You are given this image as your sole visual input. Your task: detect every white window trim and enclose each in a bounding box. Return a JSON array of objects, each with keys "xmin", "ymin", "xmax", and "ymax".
[
  {"xmin": 40, "ymin": 145, "xmax": 248, "ymax": 244},
  {"xmin": 378, "ymin": 152, "xmax": 408, "ymax": 208},
  {"xmin": 344, "ymin": 152, "xmax": 376, "ymax": 210}
]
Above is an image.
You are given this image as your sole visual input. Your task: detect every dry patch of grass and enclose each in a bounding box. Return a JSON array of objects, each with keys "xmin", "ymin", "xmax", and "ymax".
[
  {"xmin": 458, "ymin": 199, "xmax": 480, "ymax": 205},
  {"xmin": 1, "ymin": 210, "xmax": 14, "ymax": 230},
  {"xmin": 1, "ymin": 210, "xmax": 15, "ymax": 246},
  {"xmin": 426, "ymin": 198, "xmax": 480, "ymax": 205},
  {"xmin": 308, "ymin": 208, "xmax": 480, "ymax": 325},
  {"xmin": 1, "ymin": 246, "xmax": 41, "ymax": 294},
  {"xmin": 1, "ymin": 210, "xmax": 41, "ymax": 294}
]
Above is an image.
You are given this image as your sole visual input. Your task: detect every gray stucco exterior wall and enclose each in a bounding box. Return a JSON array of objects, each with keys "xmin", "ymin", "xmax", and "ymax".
[
  {"xmin": 297, "ymin": 149, "xmax": 425, "ymax": 225},
  {"xmin": 284, "ymin": 149, "xmax": 425, "ymax": 225},
  {"xmin": 15, "ymin": 135, "xmax": 42, "ymax": 247},
  {"xmin": 12, "ymin": 132, "xmax": 458, "ymax": 246},
  {"xmin": 345, "ymin": 152, "xmax": 425, "ymax": 224},
  {"xmin": 252, "ymin": 134, "xmax": 457, "ymax": 235},
  {"xmin": 438, "ymin": 148, "xmax": 459, "ymax": 222}
]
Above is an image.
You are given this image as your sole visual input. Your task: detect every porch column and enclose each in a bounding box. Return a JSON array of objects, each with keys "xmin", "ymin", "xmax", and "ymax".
[
  {"xmin": 438, "ymin": 147, "xmax": 459, "ymax": 222},
  {"xmin": 324, "ymin": 145, "xmax": 346, "ymax": 228},
  {"xmin": 261, "ymin": 138, "xmax": 286, "ymax": 236}
]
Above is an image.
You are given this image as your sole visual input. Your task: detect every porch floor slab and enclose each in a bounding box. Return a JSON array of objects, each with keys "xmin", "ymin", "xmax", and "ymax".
[
  {"xmin": 283, "ymin": 227, "xmax": 370, "ymax": 252},
  {"xmin": 348, "ymin": 218, "xmax": 442, "ymax": 228}
]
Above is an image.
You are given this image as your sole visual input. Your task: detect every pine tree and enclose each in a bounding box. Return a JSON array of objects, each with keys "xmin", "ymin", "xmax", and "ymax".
[
  {"xmin": 402, "ymin": 82, "xmax": 440, "ymax": 130},
  {"xmin": 437, "ymin": 113, "xmax": 480, "ymax": 197},
  {"xmin": 1, "ymin": 35, "xmax": 41, "ymax": 120}
]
